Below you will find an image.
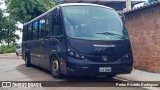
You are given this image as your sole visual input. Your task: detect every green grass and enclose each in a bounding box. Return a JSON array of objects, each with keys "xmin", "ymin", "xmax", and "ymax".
[{"xmin": 0, "ymin": 45, "xmax": 16, "ymax": 54}]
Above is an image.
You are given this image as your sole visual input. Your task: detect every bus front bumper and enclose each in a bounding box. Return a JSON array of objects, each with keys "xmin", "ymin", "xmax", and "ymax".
[{"xmin": 60, "ymin": 57, "xmax": 133, "ymax": 76}]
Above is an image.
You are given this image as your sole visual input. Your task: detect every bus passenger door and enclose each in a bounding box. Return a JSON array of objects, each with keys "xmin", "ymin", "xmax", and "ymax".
[
  {"xmin": 30, "ymin": 21, "xmax": 39, "ymax": 65},
  {"xmin": 41, "ymin": 15, "xmax": 52, "ymax": 70},
  {"xmin": 38, "ymin": 18, "xmax": 46, "ymax": 67},
  {"xmin": 37, "ymin": 39, "xmax": 45, "ymax": 67}
]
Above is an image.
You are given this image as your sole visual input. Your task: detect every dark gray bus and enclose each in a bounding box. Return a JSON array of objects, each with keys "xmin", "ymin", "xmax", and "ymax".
[{"xmin": 22, "ymin": 3, "xmax": 133, "ymax": 78}]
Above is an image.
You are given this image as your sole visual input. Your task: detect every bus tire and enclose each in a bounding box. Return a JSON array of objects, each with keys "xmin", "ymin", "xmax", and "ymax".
[
  {"xmin": 25, "ymin": 55, "xmax": 31, "ymax": 67},
  {"xmin": 50, "ymin": 57, "xmax": 62, "ymax": 79},
  {"xmin": 16, "ymin": 52, "xmax": 19, "ymax": 56}
]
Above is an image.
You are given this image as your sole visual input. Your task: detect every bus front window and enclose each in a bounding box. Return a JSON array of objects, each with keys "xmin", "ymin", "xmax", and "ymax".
[{"xmin": 62, "ymin": 6, "xmax": 129, "ymax": 40}]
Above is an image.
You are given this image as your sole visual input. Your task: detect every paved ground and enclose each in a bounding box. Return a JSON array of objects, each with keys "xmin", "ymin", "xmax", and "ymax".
[
  {"xmin": 0, "ymin": 53, "xmax": 157, "ymax": 90},
  {"xmin": 117, "ymin": 69, "xmax": 160, "ymax": 81}
]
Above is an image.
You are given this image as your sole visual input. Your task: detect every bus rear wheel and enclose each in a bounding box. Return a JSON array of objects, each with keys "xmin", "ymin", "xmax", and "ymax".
[
  {"xmin": 25, "ymin": 55, "xmax": 31, "ymax": 67},
  {"xmin": 50, "ymin": 57, "xmax": 62, "ymax": 79}
]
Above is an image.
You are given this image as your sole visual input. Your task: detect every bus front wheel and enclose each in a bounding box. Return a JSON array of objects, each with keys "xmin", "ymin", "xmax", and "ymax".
[
  {"xmin": 50, "ymin": 57, "xmax": 62, "ymax": 79},
  {"xmin": 16, "ymin": 52, "xmax": 19, "ymax": 56},
  {"xmin": 25, "ymin": 55, "xmax": 31, "ymax": 67}
]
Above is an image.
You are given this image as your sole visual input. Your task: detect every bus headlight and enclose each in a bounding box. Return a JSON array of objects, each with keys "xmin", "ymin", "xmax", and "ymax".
[
  {"xmin": 122, "ymin": 53, "xmax": 132, "ymax": 59},
  {"xmin": 81, "ymin": 56, "xmax": 85, "ymax": 59},
  {"xmin": 75, "ymin": 54, "xmax": 80, "ymax": 58},
  {"xmin": 125, "ymin": 54, "xmax": 129, "ymax": 58},
  {"xmin": 69, "ymin": 51, "xmax": 75, "ymax": 56},
  {"xmin": 67, "ymin": 49, "xmax": 85, "ymax": 60}
]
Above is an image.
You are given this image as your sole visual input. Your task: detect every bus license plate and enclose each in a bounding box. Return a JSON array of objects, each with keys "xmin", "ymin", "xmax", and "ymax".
[{"xmin": 99, "ymin": 67, "xmax": 111, "ymax": 72}]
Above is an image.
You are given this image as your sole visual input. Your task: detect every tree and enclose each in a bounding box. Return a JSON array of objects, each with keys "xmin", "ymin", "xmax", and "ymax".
[
  {"xmin": 3, "ymin": 17, "xmax": 20, "ymax": 46},
  {"xmin": 0, "ymin": 9, "xmax": 20, "ymax": 47},
  {"xmin": 0, "ymin": 9, "xmax": 5, "ymax": 43},
  {"xmin": 7, "ymin": 0, "xmax": 57, "ymax": 23}
]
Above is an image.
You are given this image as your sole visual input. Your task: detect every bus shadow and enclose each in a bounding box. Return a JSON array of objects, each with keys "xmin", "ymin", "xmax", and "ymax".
[
  {"xmin": 16, "ymin": 64, "xmax": 53, "ymax": 81},
  {"xmin": 16, "ymin": 64, "xmax": 123, "ymax": 83}
]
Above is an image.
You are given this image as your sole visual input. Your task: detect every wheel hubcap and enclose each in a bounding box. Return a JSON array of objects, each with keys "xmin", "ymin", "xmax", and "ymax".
[{"xmin": 52, "ymin": 60, "xmax": 59, "ymax": 74}]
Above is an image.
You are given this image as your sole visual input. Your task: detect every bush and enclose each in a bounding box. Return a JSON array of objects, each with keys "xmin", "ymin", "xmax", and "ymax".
[
  {"xmin": 4, "ymin": 48, "xmax": 15, "ymax": 53},
  {"xmin": 0, "ymin": 45, "xmax": 16, "ymax": 54}
]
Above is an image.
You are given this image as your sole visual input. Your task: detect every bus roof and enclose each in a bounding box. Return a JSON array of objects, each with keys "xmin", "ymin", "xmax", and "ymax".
[
  {"xmin": 24, "ymin": 3, "xmax": 114, "ymax": 26},
  {"xmin": 60, "ymin": 3, "xmax": 113, "ymax": 9}
]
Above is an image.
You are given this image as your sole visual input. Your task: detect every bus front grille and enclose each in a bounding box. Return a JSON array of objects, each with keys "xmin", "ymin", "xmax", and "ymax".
[{"xmin": 86, "ymin": 55, "xmax": 120, "ymax": 63}]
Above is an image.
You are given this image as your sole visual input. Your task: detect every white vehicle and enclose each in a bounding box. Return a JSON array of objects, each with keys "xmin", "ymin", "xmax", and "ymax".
[{"xmin": 15, "ymin": 44, "xmax": 22, "ymax": 56}]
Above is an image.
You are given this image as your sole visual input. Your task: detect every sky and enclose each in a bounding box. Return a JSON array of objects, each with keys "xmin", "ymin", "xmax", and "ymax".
[
  {"xmin": 0, "ymin": 0, "xmax": 148, "ymax": 44},
  {"xmin": 0, "ymin": 0, "xmax": 5, "ymax": 9}
]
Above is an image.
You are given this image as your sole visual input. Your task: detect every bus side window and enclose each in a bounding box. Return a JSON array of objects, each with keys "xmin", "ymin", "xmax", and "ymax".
[
  {"xmin": 23, "ymin": 26, "xmax": 27, "ymax": 41},
  {"xmin": 28, "ymin": 24, "xmax": 32, "ymax": 40},
  {"xmin": 51, "ymin": 10, "xmax": 56, "ymax": 36},
  {"xmin": 39, "ymin": 19, "xmax": 45, "ymax": 39},
  {"xmin": 45, "ymin": 16, "xmax": 52, "ymax": 38},
  {"xmin": 53, "ymin": 10, "xmax": 63, "ymax": 36},
  {"xmin": 33, "ymin": 21, "xmax": 38, "ymax": 40}
]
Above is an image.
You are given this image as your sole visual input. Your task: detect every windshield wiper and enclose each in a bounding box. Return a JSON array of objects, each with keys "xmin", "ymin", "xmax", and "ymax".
[{"xmin": 96, "ymin": 32, "xmax": 127, "ymax": 40}]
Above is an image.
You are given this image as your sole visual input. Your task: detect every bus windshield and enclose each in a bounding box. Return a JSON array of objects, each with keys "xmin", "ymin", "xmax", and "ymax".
[{"xmin": 62, "ymin": 6, "xmax": 129, "ymax": 40}]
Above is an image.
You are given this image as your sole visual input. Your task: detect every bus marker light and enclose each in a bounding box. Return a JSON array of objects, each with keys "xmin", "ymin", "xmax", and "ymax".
[
  {"xmin": 67, "ymin": 49, "xmax": 70, "ymax": 52},
  {"xmin": 75, "ymin": 54, "xmax": 80, "ymax": 58},
  {"xmin": 81, "ymin": 56, "xmax": 85, "ymax": 59},
  {"xmin": 60, "ymin": 61, "xmax": 63, "ymax": 65}
]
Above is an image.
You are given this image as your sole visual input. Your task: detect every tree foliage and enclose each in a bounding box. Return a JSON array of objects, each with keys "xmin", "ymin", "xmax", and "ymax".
[
  {"xmin": 0, "ymin": 9, "xmax": 20, "ymax": 46},
  {"xmin": 0, "ymin": 10, "xmax": 3, "ymax": 42},
  {"xmin": 0, "ymin": 9, "xmax": 7, "ymax": 44},
  {"xmin": 7, "ymin": 0, "xmax": 57, "ymax": 23},
  {"xmin": 3, "ymin": 17, "xmax": 20, "ymax": 46},
  {"xmin": 1, "ymin": 0, "xmax": 57, "ymax": 47}
]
